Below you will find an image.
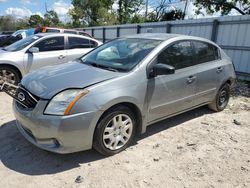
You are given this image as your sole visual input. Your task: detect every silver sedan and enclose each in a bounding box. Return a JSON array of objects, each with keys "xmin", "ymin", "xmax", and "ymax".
[
  {"xmin": 5, "ymin": 33, "xmax": 235, "ymax": 156},
  {"xmin": 0, "ymin": 33, "xmax": 102, "ymax": 85}
]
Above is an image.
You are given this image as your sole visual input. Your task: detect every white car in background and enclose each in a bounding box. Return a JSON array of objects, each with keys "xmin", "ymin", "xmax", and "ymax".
[{"xmin": 0, "ymin": 33, "xmax": 102, "ymax": 85}]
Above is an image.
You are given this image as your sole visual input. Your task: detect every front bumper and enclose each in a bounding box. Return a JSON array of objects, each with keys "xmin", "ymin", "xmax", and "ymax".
[{"xmin": 13, "ymin": 100, "xmax": 97, "ymax": 154}]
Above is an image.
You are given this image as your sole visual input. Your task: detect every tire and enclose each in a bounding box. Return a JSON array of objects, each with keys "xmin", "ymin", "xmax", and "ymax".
[
  {"xmin": 93, "ymin": 106, "xmax": 137, "ymax": 156},
  {"xmin": 0, "ymin": 66, "xmax": 21, "ymax": 85},
  {"xmin": 208, "ymin": 83, "xmax": 230, "ymax": 112}
]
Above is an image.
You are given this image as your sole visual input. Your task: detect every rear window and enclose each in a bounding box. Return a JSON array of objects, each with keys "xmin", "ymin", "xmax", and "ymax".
[
  {"xmin": 68, "ymin": 37, "xmax": 96, "ymax": 49},
  {"xmin": 64, "ymin": 30, "xmax": 77, "ymax": 34},
  {"xmin": 193, "ymin": 41, "xmax": 219, "ymax": 64},
  {"xmin": 46, "ymin": 29, "xmax": 60, "ymax": 33},
  {"xmin": 79, "ymin": 32, "xmax": 91, "ymax": 38}
]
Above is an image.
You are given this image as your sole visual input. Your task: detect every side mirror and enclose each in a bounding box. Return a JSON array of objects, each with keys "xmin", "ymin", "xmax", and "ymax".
[
  {"xmin": 149, "ymin": 64, "xmax": 175, "ymax": 78},
  {"xmin": 28, "ymin": 47, "xmax": 39, "ymax": 53}
]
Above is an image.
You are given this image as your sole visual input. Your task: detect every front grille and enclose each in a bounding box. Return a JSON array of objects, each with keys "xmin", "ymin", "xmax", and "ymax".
[
  {"xmin": 1, "ymin": 82, "xmax": 39, "ymax": 109},
  {"xmin": 16, "ymin": 85, "xmax": 39, "ymax": 108}
]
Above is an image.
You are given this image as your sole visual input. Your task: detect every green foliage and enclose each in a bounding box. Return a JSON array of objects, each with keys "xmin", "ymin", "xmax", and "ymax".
[
  {"xmin": 44, "ymin": 10, "xmax": 61, "ymax": 27},
  {"xmin": 145, "ymin": 0, "xmax": 185, "ymax": 22},
  {"xmin": 15, "ymin": 18, "xmax": 29, "ymax": 29},
  {"xmin": 0, "ymin": 16, "xmax": 28, "ymax": 31},
  {"xmin": 117, "ymin": 0, "xmax": 144, "ymax": 24},
  {"xmin": 70, "ymin": 0, "xmax": 115, "ymax": 26},
  {"xmin": 0, "ymin": 16, "xmax": 16, "ymax": 31},
  {"xmin": 29, "ymin": 14, "xmax": 44, "ymax": 27},
  {"xmin": 194, "ymin": 0, "xmax": 250, "ymax": 15},
  {"xmin": 161, "ymin": 9, "xmax": 185, "ymax": 21}
]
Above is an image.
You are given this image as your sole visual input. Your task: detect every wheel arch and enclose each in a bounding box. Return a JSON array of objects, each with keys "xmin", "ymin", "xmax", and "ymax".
[
  {"xmin": 96, "ymin": 102, "xmax": 143, "ymax": 135},
  {"xmin": 0, "ymin": 63, "xmax": 23, "ymax": 80}
]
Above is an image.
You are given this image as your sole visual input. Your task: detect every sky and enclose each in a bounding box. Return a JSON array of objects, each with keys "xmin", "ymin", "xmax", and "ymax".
[
  {"xmin": 0, "ymin": 0, "xmax": 240, "ymax": 22},
  {"xmin": 0, "ymin": 0, "xmax": 73, "ymax": 22}
]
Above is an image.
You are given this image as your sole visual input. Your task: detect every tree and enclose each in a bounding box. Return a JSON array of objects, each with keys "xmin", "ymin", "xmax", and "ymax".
[
  {"xmin": 16, "ymin": 18, "xmax": 29, "ymax": 29},
  {"xmin": 0, "ymin": 16, "xmax": 16, "ymax": 31},
  {"xmin": 70, "ymin": 0, "xmax": 115, "ymax": 26},
  {"xmin": 29, "ymin": 15, "xmax": 44, "ymax": 27},
  {"xmin": 117, "ymin": 0, "xmax": 144, "ymax": 24},
  {"xmin": 194, "ymin": 0, "xmax": 250, "ymax": 15},
  {"xmin": 161, "ymin": 9, "xmax": 185, "ymax": 21},
  {"xmin": 146, "ymin": 0, "xmax": 173, "ymax": 22},
  {"xmin": 44, "ymin": 10, "xmax": 60, "ymax": 26}
]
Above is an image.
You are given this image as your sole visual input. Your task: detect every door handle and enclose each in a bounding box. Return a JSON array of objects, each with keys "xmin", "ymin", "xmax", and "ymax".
[
  {"xmin": 216, "ymin": 67, "xmax": 223, "ymax": 73},
  {"xmin": 187, "ymin": 76, "xmax": 196, "ymax": 84},
  {"xmin": 58, "ymin": 55, "xmax": 66, "ymax": 60}
]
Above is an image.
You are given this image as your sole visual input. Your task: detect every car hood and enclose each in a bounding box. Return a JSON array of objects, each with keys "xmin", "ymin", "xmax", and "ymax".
[{"xmin": 21, "ymin": 61, "xmax": 121, "ymax": 99}]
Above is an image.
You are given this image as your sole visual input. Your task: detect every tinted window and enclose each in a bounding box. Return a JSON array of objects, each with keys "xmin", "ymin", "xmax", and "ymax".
[
  {"xmin": 34, "ymin": 37, "xmax": 64, "ymax": 52},
  {"xmin": 68, "ymin": 37, "xmax": 94, "ymax": 49},
  {"xmin": 193, "ymin": 41, "xmax": 219, "ymax": 64},
  {"xmin": 90, "ymin": 40, "xmax": 97, "ymax": 48},
  {"xmin": 79, "ymin": 32, "xmax": 91, "ymax": 38},
  {"xmin": 64, "ymin": 30, "xmax": 77, "ymax": 34},
  {"xmin": 46, "ymin": 29, "xmax": 60, "ymax": 33},
  {"xmin": 158, "ymin": 41, "xmax": 194, "ymax": 69}
]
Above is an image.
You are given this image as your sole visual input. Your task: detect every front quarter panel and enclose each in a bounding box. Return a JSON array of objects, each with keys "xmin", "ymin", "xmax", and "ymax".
[
  {"xmin": 70, "ymin": 69, "xmax": 148, "ymax": 143},
  {"xmin": 0, "ymin": 52, "xmax": 25, "ymax": 76}
]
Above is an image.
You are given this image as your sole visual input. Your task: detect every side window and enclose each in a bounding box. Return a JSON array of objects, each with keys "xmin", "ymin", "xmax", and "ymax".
[
  {"xmin": 158, "ymin": 41, "xmax": 194, "ymax": 69},
  {"xmin": 89, "ymin": 40, "xmax": 97, "ymax": 48},
  {"xmin": 193, "ymin": 41, "xmax": 219, "ymax": 64},
  {"xmin": 33, "ymin": 37, "xmax": 64, "ymax": 52},
  {"xmin": 46, "ymin": 29, "xmax": 60, "ymax": 33},
  {"xmin": 68, "ymin": 37, "xmax": 92, "ymax": 49},
  {"xmin": 64, "ymin": 30, "xmax": 77, "ymax": 34},
  {"xmin": 79, "ymin": 32, "xmax": 91, "ymax": 38}
]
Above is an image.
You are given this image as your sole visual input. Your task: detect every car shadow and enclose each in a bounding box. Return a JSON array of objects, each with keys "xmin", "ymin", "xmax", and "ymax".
[
  {"xmin": 137, "ymin": 106, "xmax": 212, "ymax": 141},
  {"xmin": 0, "ymin": 106, "xmax": 212, "ymax": 175}
]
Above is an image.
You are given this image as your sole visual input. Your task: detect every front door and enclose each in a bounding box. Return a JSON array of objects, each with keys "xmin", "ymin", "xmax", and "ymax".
[
  {"xmin": 147, "ymin": 40, "xmax": 197, "ymax": 123},
  {"xmin": 24, "ymin": 36, "xmax": 67, "ymax": 72}
]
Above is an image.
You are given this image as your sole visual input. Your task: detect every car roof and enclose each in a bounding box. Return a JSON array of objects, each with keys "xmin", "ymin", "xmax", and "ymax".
[
  {"xmin": 123, "ymin": 33, "xmax": 182, "ymax": 40},
  {"xmin": 122, "ymin": 33, "xmax": 218, "ymax": 46},
  {"xmin": 35, "ymin": 33, "xmax": 92, "ymax": 38}
]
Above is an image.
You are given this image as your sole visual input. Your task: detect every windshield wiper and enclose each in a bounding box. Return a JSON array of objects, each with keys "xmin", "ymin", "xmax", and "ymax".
[{"xmin": 80, "ymin": 59, "xmax": 119, "ymax": 72}]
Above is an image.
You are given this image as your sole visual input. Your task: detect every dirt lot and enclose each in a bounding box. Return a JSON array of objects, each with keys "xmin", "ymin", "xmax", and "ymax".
[{"xmin": 0, "ymin": 85, "xmax": 249, "ymax": 188}]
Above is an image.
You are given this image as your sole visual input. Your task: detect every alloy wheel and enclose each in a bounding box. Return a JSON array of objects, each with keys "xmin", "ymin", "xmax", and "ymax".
[{"xmin": 0, "ymin": 69, "xmax": 16, "ymax": 85}]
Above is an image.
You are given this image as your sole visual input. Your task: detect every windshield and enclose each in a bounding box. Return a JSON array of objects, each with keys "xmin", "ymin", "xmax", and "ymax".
[
  {"xmin": 12, "ymin": 30, "xmax": 26, "ymax": 37},
  {"xmin": 80, "ymin": 38, "xmax": 162, "ymax": 72},
  {"xmin": 3, "ymin": 35, "xmax": 42, "ymax": 52}
]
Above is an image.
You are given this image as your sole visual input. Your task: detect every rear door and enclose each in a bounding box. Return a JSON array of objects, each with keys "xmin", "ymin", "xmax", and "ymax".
[
  {"xmin": 66, "ymin": 36, "xmax": 97, "ymax": 61},
  {"xmin": 147, "ymin": 40, "xmax": 197, "ymax": 123},
  {"xmin": 24, "ymin": 36, "xmax": 67, "ymax": 72},
  {"xmin": 192, "ymin": 41, "xmax": 223, "ymax": 105}
]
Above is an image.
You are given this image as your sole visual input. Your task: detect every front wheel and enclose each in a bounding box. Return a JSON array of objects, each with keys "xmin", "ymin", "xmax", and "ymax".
[
  {"xmin": 208, "ymin": 83, "xmax": 230, "ymax": 112},
  {"xmin": 0, "ymin": 66, "xmax": 21, "ymax": 86},
  {"xmin": 93, "ymin": 106, "xmax": 137, "ymax": 156}
]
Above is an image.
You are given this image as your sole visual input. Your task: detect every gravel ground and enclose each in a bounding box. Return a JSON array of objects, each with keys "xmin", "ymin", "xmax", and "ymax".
[{"xmin": 0, "ymin": 84, "xmax": 249, "ymax": 188}]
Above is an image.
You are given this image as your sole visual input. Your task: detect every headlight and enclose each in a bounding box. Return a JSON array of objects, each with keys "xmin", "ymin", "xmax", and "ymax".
[{"xmin": 44, "ymin": 89, "xmax": 89, "ymax": 116}]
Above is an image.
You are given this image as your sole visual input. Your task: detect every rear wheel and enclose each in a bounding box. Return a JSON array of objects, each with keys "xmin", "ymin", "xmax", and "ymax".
[
  {"xmin": 0, "ymin": 66, "xmax": 21, "ymax": 86},
  {"xmin": 208, "ymin": 83, "xmax": 230, "ymax": 112},
  {"xmin": 93, "ymin": 106, "xmax": 137, "ymax": 156}
]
